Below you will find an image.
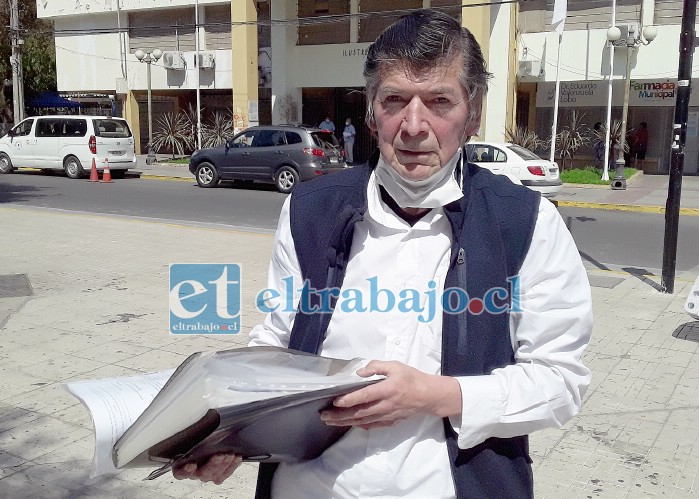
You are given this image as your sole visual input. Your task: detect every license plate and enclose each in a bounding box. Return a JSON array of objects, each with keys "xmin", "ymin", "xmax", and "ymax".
[
  {"xmin": 330, "ymin": 157, "xmax": 338, "ymax": 164},
  {"xmin": 109, "ymin": 150, "xmax": 125, "ymax": 156}
]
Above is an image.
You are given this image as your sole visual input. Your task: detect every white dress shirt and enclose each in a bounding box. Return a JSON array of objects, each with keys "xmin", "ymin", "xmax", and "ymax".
[{"xmin": 249, "ymin": 172, "xmax": 592, "ymax": 498}]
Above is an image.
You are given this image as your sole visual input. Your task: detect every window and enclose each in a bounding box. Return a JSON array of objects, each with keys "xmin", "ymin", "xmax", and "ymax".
[
  {"xmin": 271, "ymin": 131, "xmax": 286, "ymax": 146},
  {"xmin": 508, "ymin": 144, "xmax": 541, "ymax": 161},
  {"xmin": 312, "ymin": 131, "xmax": 340, "ymax": 148},
  {"xmin": 297, "ymin": 0, "xmax": 350, "ymax": 45},
  {"xmin": 253, "ymin": 130, "xmax": 278, "ymax": 147},
  {"xmin": 13, "ymin": 119, "xmax": 34, "ymax": 136},
  {"xmin": 468, "ymin": 145, "xmax": 506, "ymax": 163},
  {"xmin": 64, "ymin": 119, "xmax": 87, "ymax": 137},
  {"xmin": 315, "ymin": 0, "xmax": 329, "ymax": 13},
  {"xmin": 36, "ymin": 119, "xmax": 63, "ymax": 138},
  {"xmin": 231, "ymin": 131, "xmax": 255, "ymax": 147},
  {"xmin": 492, "ymin": 148, "xmax": 507, "ymax": 162},
  {"xmin": 285, "ymin": 132, "xmax": 303, "ymax": 145},
  {"xmin": 93, "ymin": 119, "xmax": 131, "ymax": 138}
]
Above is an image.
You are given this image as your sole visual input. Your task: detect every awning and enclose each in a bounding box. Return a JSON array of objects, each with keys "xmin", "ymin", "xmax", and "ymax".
[{"xmin": 28, "ymin": 92, "xmax": 84, "ymax": 109}]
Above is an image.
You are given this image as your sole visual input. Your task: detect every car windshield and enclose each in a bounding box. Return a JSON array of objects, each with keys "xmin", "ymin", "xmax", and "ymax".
[
  {"xmin": 507, "ymin": 144, "xmax": 542, "ymax": 161},
  {"xmin": 312, "ymin": 131, "xmax": 340, "ymax": 148},
  {"xmin": 93, "ymin": 119, "xmax": 132, "ymax": 138}
]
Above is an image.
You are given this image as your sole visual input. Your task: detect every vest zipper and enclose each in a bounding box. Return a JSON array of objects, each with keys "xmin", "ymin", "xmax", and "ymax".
[{"xmin": 456, "ymin": 247, "xmax": 465, "ymax": 265}]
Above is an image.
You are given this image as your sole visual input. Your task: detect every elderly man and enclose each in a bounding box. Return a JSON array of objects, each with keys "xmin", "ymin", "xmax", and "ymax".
[{"xmin": 175, "ymin": 9, "xmax": 592, "ymax": 498}]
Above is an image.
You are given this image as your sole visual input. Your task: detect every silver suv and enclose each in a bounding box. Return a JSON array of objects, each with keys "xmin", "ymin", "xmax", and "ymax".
[{"xmin": 189, "ymin": 125, "xmax": 348, "ymax": 193}]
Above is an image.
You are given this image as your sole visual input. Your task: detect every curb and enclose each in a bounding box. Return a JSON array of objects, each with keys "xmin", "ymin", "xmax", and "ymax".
[
  {"xmin": 138, "ymin": 174, "xmax": 193, "ymax": 182},
  {"xmin": 557, "ymin": 200, "xmax": 699, "ymax": 217}
]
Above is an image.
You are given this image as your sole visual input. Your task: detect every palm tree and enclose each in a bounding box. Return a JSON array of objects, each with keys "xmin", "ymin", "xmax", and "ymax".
[
  {"xmin": 554, "ymin": 110, "xmax": 589, "ymax": 170},
  {"xmin": 505, "ymin": 126, "xmax": 547, "ymax": 153},
  {"xmin": 151, "ymin": 112, "xmax": 190, "ymax": 159},
  {"xmin": 202, "ymin": 109, "xmax": 236, "ymax": 148}
]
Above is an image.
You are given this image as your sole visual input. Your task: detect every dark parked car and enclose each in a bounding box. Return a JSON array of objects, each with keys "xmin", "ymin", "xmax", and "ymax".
[{"xmin": 189, "ymin": 125, "xmax": 348, "ymax": 193}]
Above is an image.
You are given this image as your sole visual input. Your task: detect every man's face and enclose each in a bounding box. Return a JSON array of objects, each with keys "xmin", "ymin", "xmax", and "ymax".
[{"xmin": 369, "ymin": 59, "xmax": 479, "ymax": 181}]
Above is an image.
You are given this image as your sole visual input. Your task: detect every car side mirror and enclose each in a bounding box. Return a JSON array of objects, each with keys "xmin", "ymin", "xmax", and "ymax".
[{"xmin": 6, "ymin": 129, "xmax": 14, "ymax": 137}]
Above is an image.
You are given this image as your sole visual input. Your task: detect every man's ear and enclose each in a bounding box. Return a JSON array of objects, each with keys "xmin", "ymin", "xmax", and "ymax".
[
  {"xmin": 367, "ymin": 117, "xmax": 378, "ymax": 133},
  {"xmin": 464, "ymin": 118, "xmax": 481, "ymax": 139}
]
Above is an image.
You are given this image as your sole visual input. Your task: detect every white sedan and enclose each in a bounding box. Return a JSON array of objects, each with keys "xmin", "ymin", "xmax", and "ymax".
[{"xmin": 465, "ymin": 142, "xmax": 563, "ymax": 198}]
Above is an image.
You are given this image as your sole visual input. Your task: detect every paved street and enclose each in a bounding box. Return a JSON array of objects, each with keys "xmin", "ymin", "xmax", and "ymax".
[{"xmin": 2, "ymin": 172, "xmax": 699, "ymax": 497}]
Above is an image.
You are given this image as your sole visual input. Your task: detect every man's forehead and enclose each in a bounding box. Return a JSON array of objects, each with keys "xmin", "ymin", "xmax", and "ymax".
[{"xmin": 377, "ymin": 64, "xmax": 465, "ymax": 94}]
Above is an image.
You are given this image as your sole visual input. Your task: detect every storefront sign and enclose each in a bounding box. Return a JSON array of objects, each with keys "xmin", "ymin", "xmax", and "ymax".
[
  {"xmin": 537, "ymin": 79, "xmax": 688, "ymax": 108},
  {"xmin": 631, "ymin": 80, "xmax": 677, "ymax": 103},
  {"xmin": 341, "ymin": 47, "xmax": 370, "ymax": 57}
]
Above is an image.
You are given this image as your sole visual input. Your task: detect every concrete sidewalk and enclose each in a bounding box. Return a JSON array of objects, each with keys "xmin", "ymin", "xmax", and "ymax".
[{"xmin": 2, "ymin": 200, "xmax": 699, "ymax": 497}]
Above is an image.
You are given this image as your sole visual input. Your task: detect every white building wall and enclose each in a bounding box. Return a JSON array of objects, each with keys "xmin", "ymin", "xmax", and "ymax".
[
  {"xmin": 51, "ymin": 7, "xmax": 232, "ymax": 93},
  {"xmin": 37, "ymin": 0, "xmax": 224, "ymax": 19},
  {"xmin": 294, "ymin": 45, "xmax": 369, "ymax": 88},
  {"xmin": 520, "ymin": 24, "xmax": 693, "ymax": 85},
  {"xmin": 54, "ymin": 14, "xmax": 123, "ymax": 92}
]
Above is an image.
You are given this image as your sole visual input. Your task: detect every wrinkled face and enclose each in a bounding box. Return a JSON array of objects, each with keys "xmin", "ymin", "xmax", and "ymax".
[{"xmin": 369, "ymin": 59, "xmax": 479, "ymax": 182}]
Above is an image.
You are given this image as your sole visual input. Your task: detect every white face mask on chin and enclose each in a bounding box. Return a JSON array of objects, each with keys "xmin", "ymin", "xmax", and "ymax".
[{"xmin": 374, "ymin": 150, "xmax": 464, "ymax": 209}]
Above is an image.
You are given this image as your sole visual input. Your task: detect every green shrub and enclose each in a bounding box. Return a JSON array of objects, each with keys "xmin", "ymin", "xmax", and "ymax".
[{"xmin": 561, "ymin": 166, "xmax": 638, "ymax": 185}]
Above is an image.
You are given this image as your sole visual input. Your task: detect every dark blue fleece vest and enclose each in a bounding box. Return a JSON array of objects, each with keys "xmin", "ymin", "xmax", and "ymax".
[{"xmin": 256, "ymin": 153, "xmax": 540, "ymax": 499}]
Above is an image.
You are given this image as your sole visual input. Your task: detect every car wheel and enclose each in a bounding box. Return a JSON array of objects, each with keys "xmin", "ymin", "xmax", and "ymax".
[
  {"xmin": 64, "ymin": 155, "xmax": 84, "ymax": 179},
  {"xmin": 274, "ymin": 166, "xmax": 299, "ymax": 194},
  {"xmin": 195, "ymin": 162, "xmax": 219, "ymax": 188},
  {"xmin": 0, "ymin": 153, "xmax": 14, "ymax": 174}
]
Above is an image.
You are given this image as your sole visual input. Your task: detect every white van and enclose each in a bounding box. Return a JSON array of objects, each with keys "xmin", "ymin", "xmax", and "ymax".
[{"xmin": 0, "ymin": 115, "xmax": 136, "ymax": 178}]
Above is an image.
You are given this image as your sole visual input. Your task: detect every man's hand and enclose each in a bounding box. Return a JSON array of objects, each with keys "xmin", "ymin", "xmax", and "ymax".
[
  {"xmin": 320, "ymin": 360, "xmax": 462, "ymax": 430},
  {"xmin": 172, "ymin": 454, "xmax": 242, "ymax": 485}
]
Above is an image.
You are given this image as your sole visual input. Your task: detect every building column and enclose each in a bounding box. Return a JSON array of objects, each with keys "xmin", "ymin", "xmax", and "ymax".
[
  {"xmin": 350, "ymin": 0, "xmax": 359, "ymax": 43},
  {"xmin": 461, "ymin": 1, "xmax": 490, "ymax": 138},
  {"xmin": 124, "ymin": 90, "xmax": 141, "ymax": 154},
  {"xmin": 271, "ymin": 0, "xmax": 301, "ymax": 125},
  {"xmin": 461, "ymin": 1, "xmax": 516, "ymax": 142},
  {"xmin": 231, "ymin": 1, "xmax": 259, "ymax": 130}
]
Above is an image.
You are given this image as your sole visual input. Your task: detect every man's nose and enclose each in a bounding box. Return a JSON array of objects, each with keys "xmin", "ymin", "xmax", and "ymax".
[{"xmin": 400, "ymin": 98, "xmax": 429, "ymax": 135}]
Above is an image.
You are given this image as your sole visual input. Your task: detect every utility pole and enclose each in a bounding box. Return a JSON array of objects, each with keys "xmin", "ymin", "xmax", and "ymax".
[
  {"xmin": 661, "ymin": 0, "xmax": 696, "ymax": 293},
  {"xmin": 9, "ymin": 0, "xmax": 25, "ymax": 123}
]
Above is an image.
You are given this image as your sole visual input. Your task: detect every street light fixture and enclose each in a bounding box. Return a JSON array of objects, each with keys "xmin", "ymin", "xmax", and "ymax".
[
  {"xmin": 134, "ymin": 48, "xmax": 162, "ymax": 165},
  {"xmin": 606, "ymin": 24, "xmax": 657, "ymax": 189}
]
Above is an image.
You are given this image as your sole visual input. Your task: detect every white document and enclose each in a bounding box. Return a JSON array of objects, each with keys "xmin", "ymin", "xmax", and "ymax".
[{"xmin": 64, "ymin": 370, "xmax": 175, "ymax": 478}]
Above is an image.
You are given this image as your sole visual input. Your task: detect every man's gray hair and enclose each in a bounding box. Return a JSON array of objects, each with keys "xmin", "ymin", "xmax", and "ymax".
[{"xmin": 363, "ymin": 9, "xmax": 491, "ymax": 126}]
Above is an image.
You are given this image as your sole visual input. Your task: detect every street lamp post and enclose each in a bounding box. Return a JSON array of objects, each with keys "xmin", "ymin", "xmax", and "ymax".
[
  {"xmin": 134, "ymin": 48, "xmax": 162, "ymax": 165},
  {"xmin": 606, "ymin": 24, "xmax": 657, "ymax": 189}
]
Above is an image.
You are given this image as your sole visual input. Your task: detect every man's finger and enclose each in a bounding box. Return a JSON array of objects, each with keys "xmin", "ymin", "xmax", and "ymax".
[
  {"xmin": 173, "ymin": 462, "xmax": 197, "ymax": 480},
  {"xmin": 213, "ymin": 455, "xmax": 243, "ymax": 485}
]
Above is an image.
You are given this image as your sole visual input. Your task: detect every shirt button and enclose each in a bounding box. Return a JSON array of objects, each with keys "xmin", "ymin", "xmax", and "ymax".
[{"xmin": 394, "ymin": 338, "xmax": 400, "ymax": 345}]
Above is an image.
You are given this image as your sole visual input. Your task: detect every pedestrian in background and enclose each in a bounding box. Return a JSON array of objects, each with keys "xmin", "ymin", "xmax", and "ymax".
[
  {"xmin": 593, "ymin": 121, "xmax": 604, "ymax": 169},
  {"xmin": 342, "ymin": 118, "xmax": 356, "ymax": 164},
  {"xmin": 319, "ymin": 116, "xmax": 335, "ymax": 133},
  {"xmin": 631, "ymin": 122, "xmax": 649, "ymax": 170}
]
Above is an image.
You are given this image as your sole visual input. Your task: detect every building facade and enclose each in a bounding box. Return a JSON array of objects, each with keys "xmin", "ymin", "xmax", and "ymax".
[
  {"xmin": 38, "ymin": 1, "xmax": 519, "ymax": 161},
  {"xmin": 37, "ymin": 0, "xmax": 263, "ymax": 154},
  {"xmin": 518, "ymin": 0, "xmax": 699, "ymax": 174}
]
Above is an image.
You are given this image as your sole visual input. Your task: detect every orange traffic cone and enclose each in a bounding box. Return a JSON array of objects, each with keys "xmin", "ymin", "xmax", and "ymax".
[
  {"xmin": 89, "ymin": 158, "xmax": 99, "ymax": 182},
  {"xmin": 102, "ymin": 158, "xmax": 113, "ymax": 183}
]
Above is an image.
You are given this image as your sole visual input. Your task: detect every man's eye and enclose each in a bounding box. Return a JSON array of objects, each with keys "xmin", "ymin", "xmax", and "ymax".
[
  {"xmin": 433, "ymin": 97, "xmax": 451, "ymax": 105},
  {"xmin": 384, "ymin": 95, "xmax": 405, "ymax": 103}
]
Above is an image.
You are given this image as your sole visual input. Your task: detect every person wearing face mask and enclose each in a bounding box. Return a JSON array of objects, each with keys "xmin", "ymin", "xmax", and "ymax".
[
  {"xmin": 174, "ymin": 9, "xmax": 592, "ymax": 498},
  {"xmin": 342, "ymin": 118, "xmax": 356, "ymax": 164}
]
